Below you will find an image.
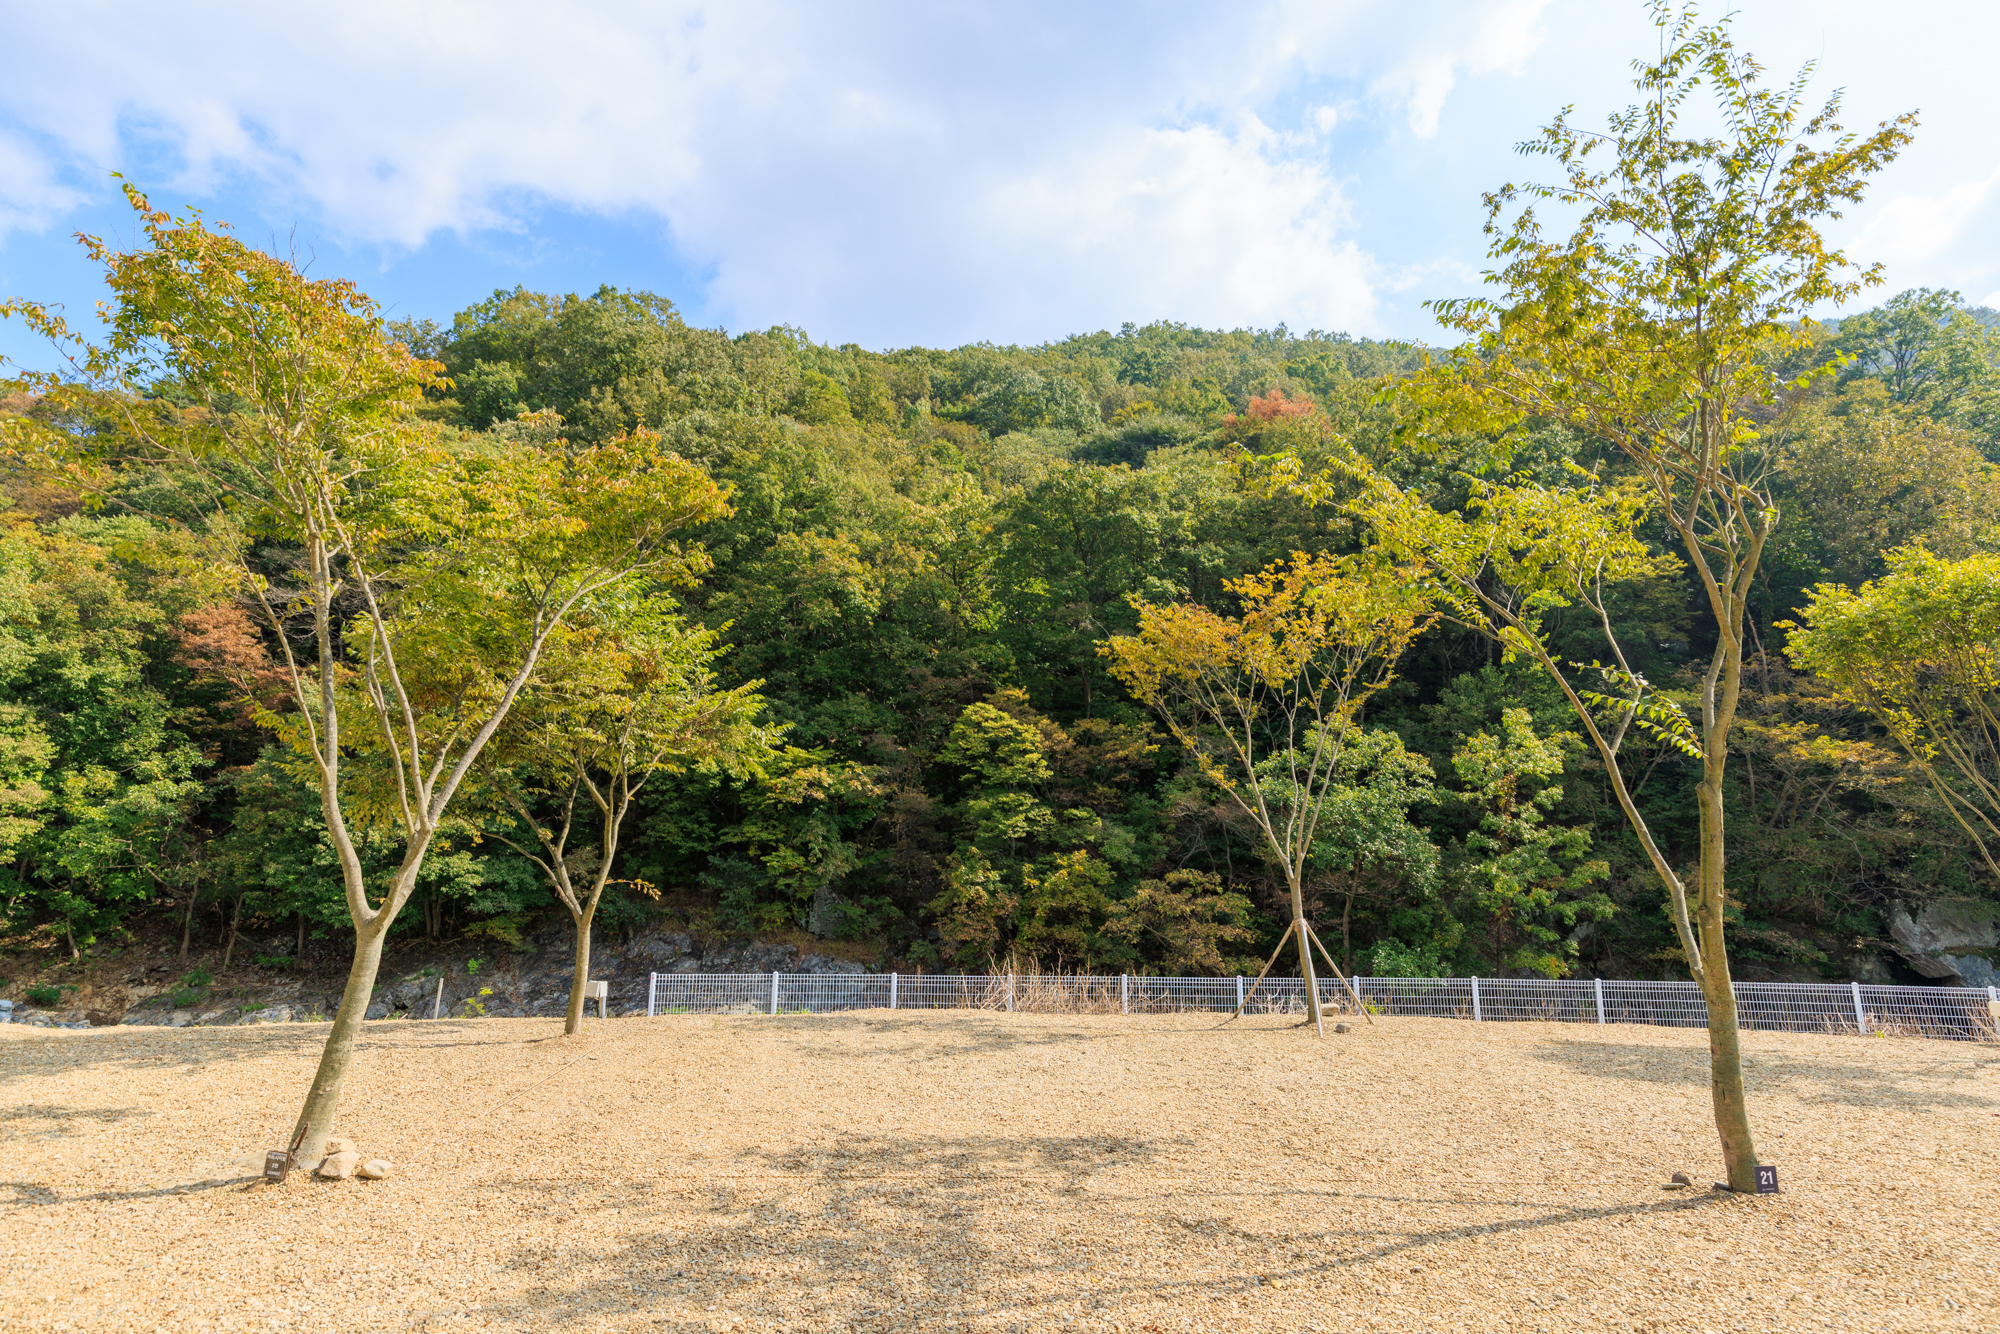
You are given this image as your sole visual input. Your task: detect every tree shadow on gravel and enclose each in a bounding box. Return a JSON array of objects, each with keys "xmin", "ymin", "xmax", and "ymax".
[
  {"xmin": 448, "ymin": 1129, "xmax": 1181, "ymax": 1332},
  {"xmin": 762, "ymin": 1012, "xmax": 1280, "ymax": 1062},
  {"xmin": 0, "ymin": 1019, "xmax": 548, "ymax": 1093},
  {"xmin": 419, "ymin": 1131, "xmax": 1753, "ymax": 1334},
  {"xmin": 1527, "ymin": 1037, "xmax": 2000, "ymax": 1111}
]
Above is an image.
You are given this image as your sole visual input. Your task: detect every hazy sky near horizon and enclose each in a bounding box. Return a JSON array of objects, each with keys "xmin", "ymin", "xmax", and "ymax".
[{"xmin": 2, "ymin": 0, "xmax": 1996, "ymax": 367}]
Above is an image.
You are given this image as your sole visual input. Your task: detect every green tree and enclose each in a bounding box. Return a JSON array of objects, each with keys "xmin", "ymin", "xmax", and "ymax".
[
  {"xmin": 1297, "ymin": 727, "xmax": 1442, "ymax": 971},
  {"xmin": 482, "ymin": 611, "xmax": 774, "ymax": 1034},
  {"xmin": 1789, "ymin": 547, "xmax": 2000, "ymax": 880},
  {"xmin": 1103, "ymin": 868, "xmax": 1256, "ymax": 975},
  {"xmin": 1832, "ymin": 288, "xmax": 2000, "ymax": 410},
  {"xmin": 1451, "ymin": 709, "xmax": 1612, "ymax": 977}
]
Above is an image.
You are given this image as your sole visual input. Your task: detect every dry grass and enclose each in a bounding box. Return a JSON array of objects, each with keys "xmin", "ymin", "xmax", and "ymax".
[{"xmin": 2, "ymin": 1012, "xmax": 1996, "ymax": 1333}]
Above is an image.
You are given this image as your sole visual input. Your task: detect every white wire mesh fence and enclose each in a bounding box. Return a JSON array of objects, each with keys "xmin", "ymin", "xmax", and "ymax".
[{"xmin": 646, "ymin": 970, "xmax": 2000, "ymax": 1041}]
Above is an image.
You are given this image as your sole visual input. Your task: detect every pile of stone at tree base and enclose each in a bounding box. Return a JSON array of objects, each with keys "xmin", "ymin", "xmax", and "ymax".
[
  {"xmin": 1, "ymin": 922, "xmax": 870, "ymax": 1031},
  {"xmin": 309, "ymin": 1137, "xmax": 393, "ymax": 1182}
]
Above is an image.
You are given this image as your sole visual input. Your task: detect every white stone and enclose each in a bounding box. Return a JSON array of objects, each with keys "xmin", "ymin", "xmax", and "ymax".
[
  {"xmin": 316, "ymin": 1150, "xmax": 360, "ymax": 1179},
  {"xmin": 356, "ymin": 1159, "xmax": 393, "ymax": 1180}
]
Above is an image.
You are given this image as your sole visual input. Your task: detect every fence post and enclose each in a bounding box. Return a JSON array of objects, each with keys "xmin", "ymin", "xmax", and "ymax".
[
  {"xmin": 1471, "ymin": 976, "xmax": 1482, "ymax": 1022},
  {"xmin": 647, "ymin": 973, "xmax": 657, "ymax": 1019},
  {"xmin": 771, "ymin": 971, "xmax": 780, "ymax": 1016},
  {"xmin": 1347, "ymin": 972, "xmax": 1365, "ymax": 1015},
  {"xmin": 1594, "ymin": 977, "xmax": 1605, "ymax": 1025},
  {"xmin": 889, "ymin": 972, "xmax": 898, "ymax": 1011},
  {"xmin": 1236, "ymin": 975, "xmax": 1245, "ymax": 1010},
  {"xmin": 1121, "ymin": 974, "xmax": 1129, "ymax": 1015},
  {"xmin": 1851, "ymin": 980, "xmax": 1866, "ymax": 1033},
  {"xmin": 1006, "ymin": 973, "xmax": 1015, "ymax": 1012}
]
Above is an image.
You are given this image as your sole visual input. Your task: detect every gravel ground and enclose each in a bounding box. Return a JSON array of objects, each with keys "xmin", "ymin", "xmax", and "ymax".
[{"xmin": 2, "ymin": 1012, "xmax": 1995, "ymax": 1333}]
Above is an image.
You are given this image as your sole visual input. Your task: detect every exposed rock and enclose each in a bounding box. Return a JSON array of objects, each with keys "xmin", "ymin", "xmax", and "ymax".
[
  {"xmin": 1888, "ymin": 899, "xmax": 2000, "ymax": 988},
  {"xmin": 364, "ymin": 1001, "xmax": 391, "ymax": 1020},
  {"xmin": 1333, "ymin": 1023, "xmax": 1352, "ymax": 1034},
  {"xmin": 85, "ymin": 1007, "xmax": 124, "ymax": 1027},
  {"xmin": 356, "ymin": 1159, "xmax": 393, "ymax": 1180},
  {"xmin": 324, "ymin": 1137, "xmax": 356, "ymax": 1156},
  {"xmin": 1846, "ymin": 952, "xmax": 1896, "ymax": 985},
  {"xmin": 316, "ymin": 1150, "xmax": 360, "ymax": 1179},
  {"xmin": 238, "ymin": 1005, "xmax": 295, "ymax": 1024}
]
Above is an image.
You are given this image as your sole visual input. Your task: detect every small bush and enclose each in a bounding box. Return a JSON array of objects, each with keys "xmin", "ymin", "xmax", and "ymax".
[
  {"xmin": 253, "ymin": 954, "xmax": 294, "ymax": 969},
  {"xmin": 24, "ymin": 984, "xmax": 61, "ymax": 1006},
  {"xmin": 462, "ymin": 913, "xmax": 533, "ymax": 950},
  {"xmin": 182, "ymin": 967, "xmax": 214, "ymax": 988},
  {"xmin": 171, "ymin": 988, "xmax": 202, "ymax": 1009},
  {"xmin": 1364, "ymin": 938, "xmax": 1448, "ymax": 979}
]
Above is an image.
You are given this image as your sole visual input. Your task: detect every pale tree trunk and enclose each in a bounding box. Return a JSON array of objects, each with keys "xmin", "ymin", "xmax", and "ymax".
[
  {"xmin": 1698, "ymin": 766, "xmax": 1758, "ymax": 1187},
  {"xmin": 566, "ymin": 902, "xmax": 596, "ymax": 1036},
  {"xmin": 1289, "ymin": 872, "xmax": 1323, "ymax": 1034},
  {"xmin": 289, "ymin": 913, "xmax": 391, "ymax": 1160},
  {"xmin": 180, "ymin": 889, "xmax": 200, "ymax": 963},
  {"xmin": 221, "ymin": 893, "xmax": 245, "ymax": 968},
  {"xmin": 1692, "ymin": 575, "xmax": 1761, "ymax": 1191}
]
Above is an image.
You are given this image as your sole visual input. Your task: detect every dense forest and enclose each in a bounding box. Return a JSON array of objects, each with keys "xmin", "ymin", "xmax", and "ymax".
[{"xmin": 3, "ymin": 280, "xmax": 1998, "ymax": 985}]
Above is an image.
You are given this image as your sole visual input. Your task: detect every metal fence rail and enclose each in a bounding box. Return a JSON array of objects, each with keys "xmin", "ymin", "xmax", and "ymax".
[{"xmin": 646, "ymin": 970, "xmax": 2000, "ymax": 1041}]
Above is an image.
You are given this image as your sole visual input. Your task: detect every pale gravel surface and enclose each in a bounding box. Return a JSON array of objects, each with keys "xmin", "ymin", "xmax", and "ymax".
[{"xmin": 2, "ymin": 1012, "xmax": 1996, "ymax": 1333}]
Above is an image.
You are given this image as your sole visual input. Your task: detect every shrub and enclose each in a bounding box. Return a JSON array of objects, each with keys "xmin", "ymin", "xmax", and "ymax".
[
  {"xmin": 24, "ymin": 984, "xmax": 61, "ymax": 1006},
  {"xmin": 253, "ymin": 954, "xmax": 294, "ymax": 969},
  {"xmin": 1364, "ymin": 938, "xmax": 1449, "ymax": 978},
  {"xmin": 462, "ymin": 913, "xmax": 533, "ymax": 950},
  {"xmin": 181, "ymin": 967, "xmax": 214, "ymax": 988}
]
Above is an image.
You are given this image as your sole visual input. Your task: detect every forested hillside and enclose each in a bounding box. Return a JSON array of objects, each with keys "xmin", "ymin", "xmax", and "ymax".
[{"xmin": 4, "ymin": 283, "xmax": 1998, "ymax": 985}]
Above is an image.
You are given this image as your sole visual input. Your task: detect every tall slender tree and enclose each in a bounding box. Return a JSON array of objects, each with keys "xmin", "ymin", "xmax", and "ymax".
[{"xmin": 1351, "ymin": 4, "xmax": 1913, "ymax": 1189}]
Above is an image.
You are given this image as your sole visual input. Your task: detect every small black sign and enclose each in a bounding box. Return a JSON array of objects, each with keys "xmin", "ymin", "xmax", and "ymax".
[
  {"xmin": 263, "ymin": 1150, "xmax": 292, "ymax": 1184},
  {"xmin": 1755, "ymin": 1164, "xmax": 1778, "ymax": 1194}
]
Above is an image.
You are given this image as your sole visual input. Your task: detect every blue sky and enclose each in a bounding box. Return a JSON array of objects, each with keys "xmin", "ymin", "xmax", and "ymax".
[{"xmin": 3, "ymin": 0, "xmax": 1996, "ymax": 370}]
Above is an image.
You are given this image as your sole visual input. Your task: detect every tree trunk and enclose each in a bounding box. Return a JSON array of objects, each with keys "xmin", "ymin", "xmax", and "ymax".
[
  {"xmin": 221, "ymin": 894, "xmax": 245, "ymax": 968},
  {"xmin": 288, "ymin": 920, "xmax": 389, "ymax": 1164},
  {"xmin": 565, "ymin": 906, "xmax": 595, "ymax": 1036},
  {"xmin": 296, "ymin": 911, "xmax": 305, "ymax": 966},
  {"xmin": 1289, "ymin": 874, "xmax": 1323, "ymax": 1035},
  {"xmin": 1697, "ymin": 769, "xmax": 1760, "ymax": 1192},
  {"xmin": 181, "ymin": 890, "xmax": 201, "ymax": 963}
]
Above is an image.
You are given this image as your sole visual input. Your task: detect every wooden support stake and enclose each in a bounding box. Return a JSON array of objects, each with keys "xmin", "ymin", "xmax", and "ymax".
[{"xmin": 1222, "ymin": 919, "xmax": 1298, "ymax": 1025}]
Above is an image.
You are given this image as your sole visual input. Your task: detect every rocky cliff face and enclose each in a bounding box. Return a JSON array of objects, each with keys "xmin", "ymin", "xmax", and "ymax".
[{"xmin": 1888, "ymin": 899, "xmax": 2000, "ymax": 988}]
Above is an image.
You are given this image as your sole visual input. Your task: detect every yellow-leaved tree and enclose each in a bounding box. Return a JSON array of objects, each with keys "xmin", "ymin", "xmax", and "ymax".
[
  {"xmin": 1101, "ymin": 550, "xmax": 1434, "ymax": 1033},
  {"xmin": 2, "ymin": 187, "xmax": 730, "ymax": 1162},
  {"xmin": 1338, "ymin": 5, "xmax": 1913, "ymax": 1189}
]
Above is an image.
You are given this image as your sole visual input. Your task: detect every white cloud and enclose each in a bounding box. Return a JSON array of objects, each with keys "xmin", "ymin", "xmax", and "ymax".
[
  {"xmin": 13, "ymin": 0, "xmax": 1993, "ymax": 345},
  {"xmin": 1852, "ymin": 161, "xmax": 2000, "ymax": 268},
  {"xmin": 0, "ymin": 130, "xmax": 87, "ymax": 234},
  {"xmin": 1365, "ymin": 0, "xmax": 1551, "ymax": 138},
  {"xmin": 970, "ymin": 116, "xmax": 1379, "ymax": 333}
]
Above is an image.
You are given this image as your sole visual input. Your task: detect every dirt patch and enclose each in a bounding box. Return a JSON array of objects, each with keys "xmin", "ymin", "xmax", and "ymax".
[{"xmin": 1, "ymin": 1013, "xmax": 1995, "ymax": 1331}]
